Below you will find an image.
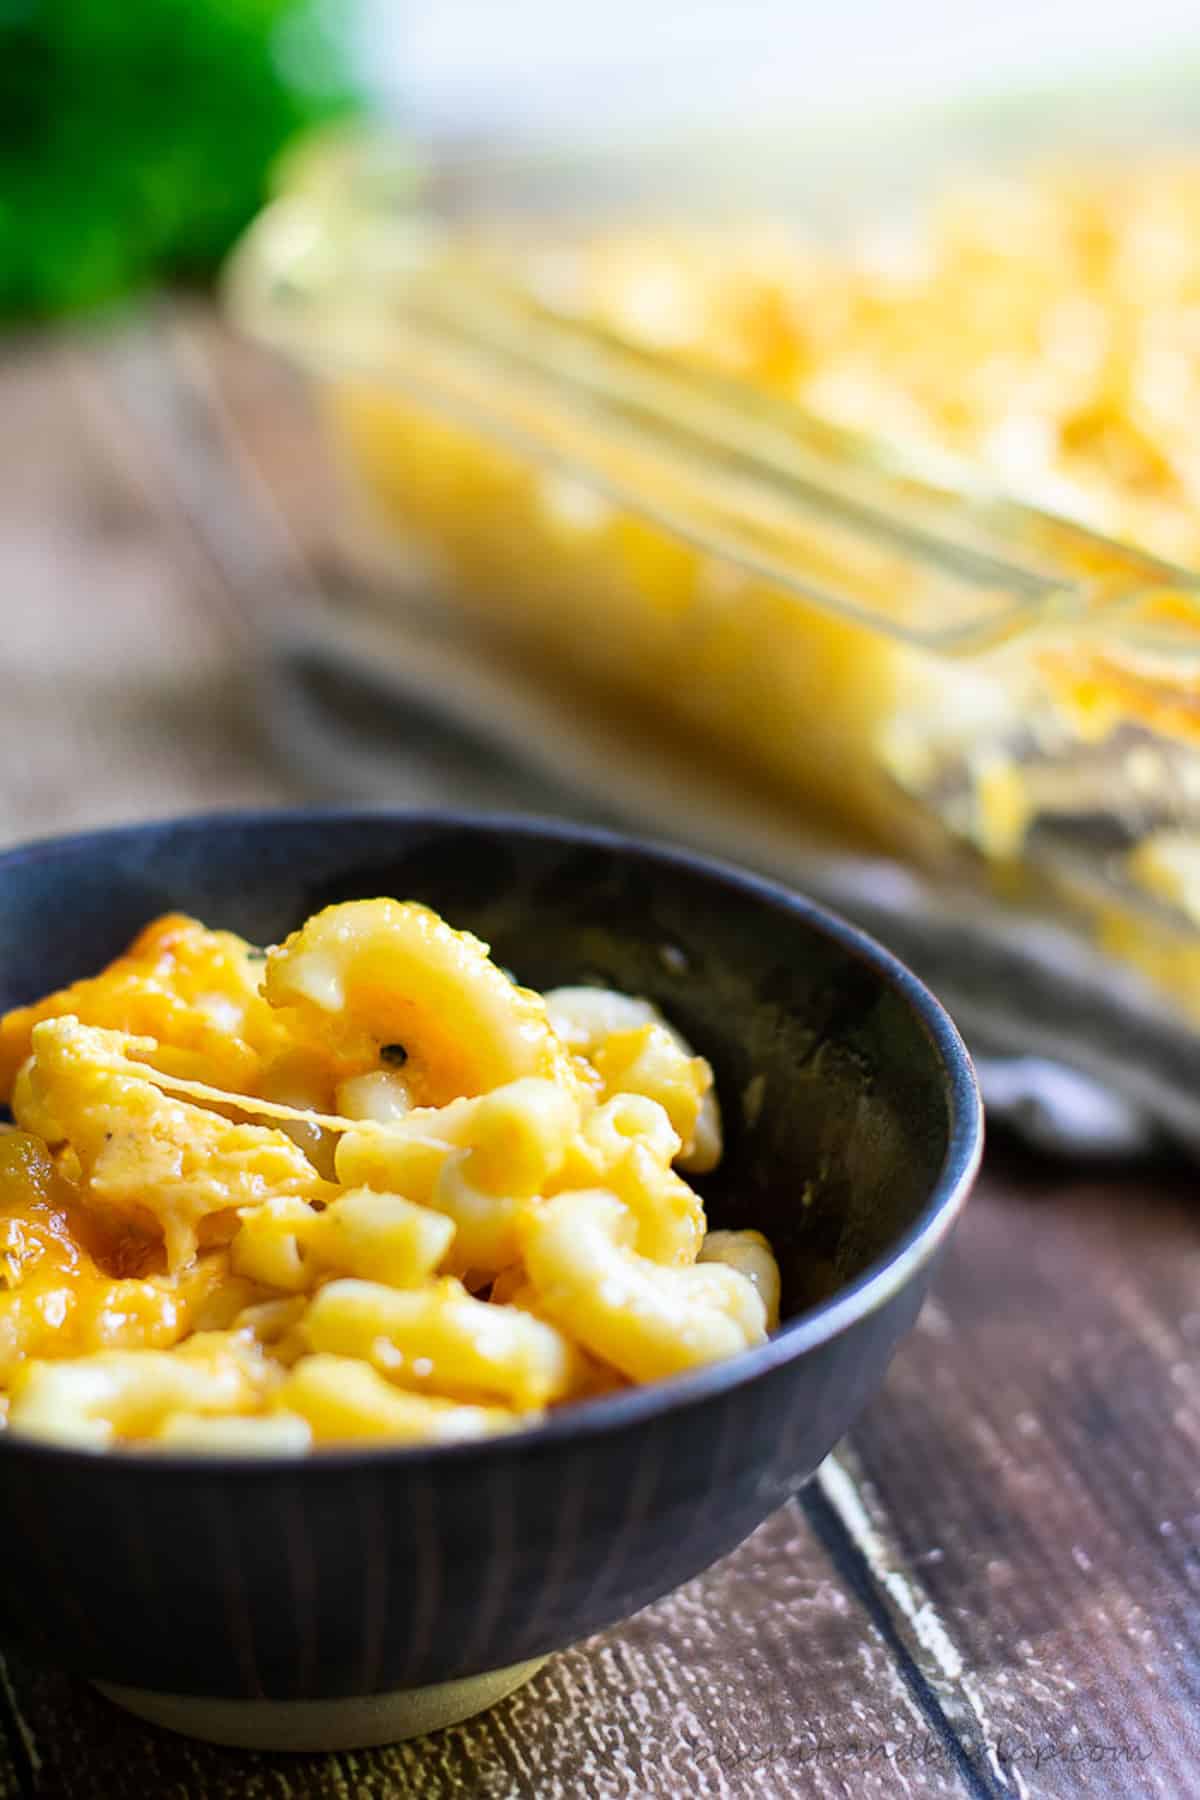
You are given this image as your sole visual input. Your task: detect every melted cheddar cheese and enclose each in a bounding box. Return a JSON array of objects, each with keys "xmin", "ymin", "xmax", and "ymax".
[{"xmin": 0, "ymin": 906, "xmax": 778, "ymax": 1452}]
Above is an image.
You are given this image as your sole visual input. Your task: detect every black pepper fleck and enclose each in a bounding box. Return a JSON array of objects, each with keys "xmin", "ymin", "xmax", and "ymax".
[{"xmin": 380, "ymin": 1043, "xmax": 409, "ymax": 1067}]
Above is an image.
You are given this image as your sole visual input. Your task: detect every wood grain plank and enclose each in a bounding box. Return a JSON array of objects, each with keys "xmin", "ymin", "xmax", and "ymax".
[
  {"xmin": 842, "ymin": 1150, "xmax": 1200, "ymax": 1800},
  {"xmin": 88, "ymin": 307, "xmax": 321, "ymax": 637},
  {"xmin": 0, "ymin": 1508, "xmax": 971, "ymax": 1799},
  {"xmin": 0, "ymin": 321, "xmax": 302, "ymax": 853},
  {"xmin": 168, "ymin": 308, "xmax": 346, "ymax": 586}
]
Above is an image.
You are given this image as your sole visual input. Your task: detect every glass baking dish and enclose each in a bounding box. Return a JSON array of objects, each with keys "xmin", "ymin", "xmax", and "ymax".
[{"xmin": 225, "ymin": 84, "xmax": 1200, "ymax": 1022}]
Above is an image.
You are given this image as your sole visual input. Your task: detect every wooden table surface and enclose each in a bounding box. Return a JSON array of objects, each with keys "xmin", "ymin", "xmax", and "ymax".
[{"xmin": 0, "ymin": 306, "xmax": 1197, "ymax": 1799}]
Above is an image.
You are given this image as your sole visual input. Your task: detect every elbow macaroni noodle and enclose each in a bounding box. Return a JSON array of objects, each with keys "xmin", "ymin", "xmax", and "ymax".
[{"xmin": 0, "ymin": 900, "xmax": 780, "ymax": 1451}]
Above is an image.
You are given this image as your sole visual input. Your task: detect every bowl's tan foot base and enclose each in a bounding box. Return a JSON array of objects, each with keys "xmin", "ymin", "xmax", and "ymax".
[{"xmin": 94, "ymin": 1657, "xmax": 548, "ymax": 1751}]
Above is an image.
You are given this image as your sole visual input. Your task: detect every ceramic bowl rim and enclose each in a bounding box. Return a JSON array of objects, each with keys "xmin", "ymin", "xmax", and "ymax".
[{"xmin": 0, "ymin": 808, "xmax": 983, "ymax": 1477}]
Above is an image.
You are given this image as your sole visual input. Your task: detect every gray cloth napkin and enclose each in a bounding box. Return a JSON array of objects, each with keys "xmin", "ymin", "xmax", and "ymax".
[{"xmin": 255, "ymin": 595, "xmax": 1200, "ymax": 1160}]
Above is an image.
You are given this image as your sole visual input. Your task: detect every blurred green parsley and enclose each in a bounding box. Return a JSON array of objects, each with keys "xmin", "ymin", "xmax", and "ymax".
[{"xmin": 0, "ymin": 0, "xmax": 357, "ymax": 317}]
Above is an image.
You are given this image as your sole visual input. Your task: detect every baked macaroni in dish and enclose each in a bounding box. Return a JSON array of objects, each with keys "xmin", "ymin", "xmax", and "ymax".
[
  {"xmin": 285, "ymin": 157, "xmax": 1200, "ymax": 1017},
  {"xmin": 0, "ymin": 903, "xmax": 779, "ymax": 1453}
]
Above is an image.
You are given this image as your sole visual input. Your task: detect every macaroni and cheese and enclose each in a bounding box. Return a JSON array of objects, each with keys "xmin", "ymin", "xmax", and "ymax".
[
  {"xmin": 0, "ymin": 900, "xmax": 779, "ymax": 1452},
  {"xmin": 317, "ymin": 161, "xmax": 1200, "ymax": 1017}
]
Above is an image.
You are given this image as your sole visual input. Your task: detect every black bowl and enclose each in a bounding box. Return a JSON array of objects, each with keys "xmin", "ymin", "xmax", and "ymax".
[{"xmin": 0, "ymin": 812, "xmax": 981, "ymax": 1746}]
